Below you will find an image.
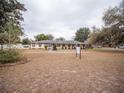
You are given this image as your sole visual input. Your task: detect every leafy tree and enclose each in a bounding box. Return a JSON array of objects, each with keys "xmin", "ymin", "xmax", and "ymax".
[
  {"xmin": 0, "ymin": 0, "xmax": 26, "ymax": 29},
  {"xmin": 89, "ymin": 25, "xmax": 124, "ymax": 47},
  {"xmin": 35, "ymin": 34, "xmax": 48, "ymax": 41},
  {"xmin": 102, "ymin": 0, "xmax": 124, "ymax": 46},
  {"xmin": 5, "ymin": 20, "xmax": 23, "ymax": 44},
  {"xmin": 22, "ymin": 38, "xmax": 31, "ymax": 45},
  {"xmin": 108, "ymin": 21, "xmax": 124, "ymax": 46},
  {"xmin": 89, "ymin": 0, "xmax": 124, "ymax": 47},
  {"xmin": 103, "ymin": 0, "xmax": 124, "ymax": 26},
  {"xmin": 0, "ymin": 0, "xmax": 26, "ymax": 63},
  {"xmin": 75, "ymin": 27, "xmax": 90, "ymax": 42},
  {"xmin": 0, "ymin": 33, "xmax": 8, "ymax": 50},
  {"xmin": 88, "ymin": 26, "xmax": 114, "ymax": 46},
  {"xmin": 56, "ymin": 37, "xmax": 65, "ymax": 41},
  {"xmin": 88, "ymin": 27, "xmax": 99, "ymax": 44},
  {"xmin": 88, "ymin": 27, "xmax": 103, "ymax": 45},
  {"xmin": 35, "ymin": 34, "xmax": 54, "ymax": 41},
  {"xmin": 0, "ymin": 0, "xmax": 26, "ymax": 49},
  {"xmin": 0, "ymin": 20, "xmax": 24, "ymax": 50},
  {"xmin": 103, "ymin": 7, "xmax": 120, "ymax": 26},
  {"xmin": 46, "ymin": 34, "xmax": 54, "ymax": 40}
]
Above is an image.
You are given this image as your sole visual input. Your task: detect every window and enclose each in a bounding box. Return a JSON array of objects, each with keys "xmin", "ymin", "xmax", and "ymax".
[
  {"xmin": 32, "ymin": 44, "xmax": 35, "ymax": 47},
  {"xmin": 39, "ymin": 44, "xmax": 42, "ymax": 47}
]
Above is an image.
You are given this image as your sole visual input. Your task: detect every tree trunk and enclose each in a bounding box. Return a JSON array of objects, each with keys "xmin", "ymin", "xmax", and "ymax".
[{"xmin": 0, "ymin": 44, "xmax": 3, "ymax": 50}]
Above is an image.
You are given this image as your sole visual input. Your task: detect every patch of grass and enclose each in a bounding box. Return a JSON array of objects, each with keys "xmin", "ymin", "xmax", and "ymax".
[
  {"xmin": 0, "ymin": 49, "xmax": 21, "ymax": 64},
  {"xmin": 92, "ymin": 48, "xmax": 124, "ymax": 53}
]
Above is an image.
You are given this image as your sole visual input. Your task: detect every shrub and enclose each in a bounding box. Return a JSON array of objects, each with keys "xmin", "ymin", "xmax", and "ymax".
[
  {"xmin": 53, "ymin": 45, "xmax": 57, "ymax": 50},
  {"xmin": 45, "ymin": 46, "xmax": 48, "ymax": 50},
  {"xmin": 0, "ymin": 49, "xmax": 21, "ymax": 64}
]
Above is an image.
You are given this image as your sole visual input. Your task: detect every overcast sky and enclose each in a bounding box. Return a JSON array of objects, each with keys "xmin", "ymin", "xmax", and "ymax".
[{"xmin": 19, "ymin": 0, "xmax": 121, "ymax": 40}]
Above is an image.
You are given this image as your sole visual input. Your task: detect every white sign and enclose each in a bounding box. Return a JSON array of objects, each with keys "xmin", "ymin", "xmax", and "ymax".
[{"xmin": 76, "ymin": 47, "xmax": 80, "ymax": 54}]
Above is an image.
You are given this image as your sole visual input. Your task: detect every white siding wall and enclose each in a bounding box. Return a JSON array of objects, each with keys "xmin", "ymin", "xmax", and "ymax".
[{"xmin": 31, "ymin": 43, "xmax": 45, "ymax": 49}]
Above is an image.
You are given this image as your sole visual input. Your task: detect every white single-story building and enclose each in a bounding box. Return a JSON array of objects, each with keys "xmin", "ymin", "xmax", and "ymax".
[{"xmin": 31, "ymin": 40, "xmax": 87, "ymax": 50}]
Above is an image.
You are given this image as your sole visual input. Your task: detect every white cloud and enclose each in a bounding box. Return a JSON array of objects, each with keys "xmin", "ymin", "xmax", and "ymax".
[{"xmin": 19, "ymin": 0, "xmax": 122, "ymax": 40}]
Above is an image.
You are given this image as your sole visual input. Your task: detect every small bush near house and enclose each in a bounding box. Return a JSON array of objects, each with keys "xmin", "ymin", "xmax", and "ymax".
[
  {"xmin": 45, "ymin": 46, "xmax": 48, "ymax": 50},
  {"xmin": 0, "ymin": 49, "xmax": 21, "ymax": 64},
  {"xmin": 53, "ymin": 45, "xmax": 57, "ymax": 50}
]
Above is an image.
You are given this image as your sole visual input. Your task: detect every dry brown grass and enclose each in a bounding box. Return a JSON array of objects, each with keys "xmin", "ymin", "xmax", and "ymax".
[{"xmin": 0, "ymin": 49, "xmax": 124, "ymax": 93}]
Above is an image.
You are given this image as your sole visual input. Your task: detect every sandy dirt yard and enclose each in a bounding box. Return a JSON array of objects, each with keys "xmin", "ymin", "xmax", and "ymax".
[{"xmin": 0, "ymin": 49, "xmax": 124, "ymax": 93}]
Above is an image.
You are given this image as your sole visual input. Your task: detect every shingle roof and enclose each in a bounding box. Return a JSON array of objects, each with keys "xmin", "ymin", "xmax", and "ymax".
[{"xmin": 32, "ymin": 40, "xmax": 85, "ymax": 45}]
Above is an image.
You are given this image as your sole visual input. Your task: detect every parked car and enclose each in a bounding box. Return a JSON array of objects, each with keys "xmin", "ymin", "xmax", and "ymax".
[
  {"xmin": 92, "ymin": 45, "xmax": 102, "ymax": 48},
  {"xmin": 117, "ymin": 44, "xmax": 124, "ymax": 49}
]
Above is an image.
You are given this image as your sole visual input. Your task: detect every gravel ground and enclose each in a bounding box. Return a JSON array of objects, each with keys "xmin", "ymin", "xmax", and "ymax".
[{"xmin": 0, "ymin": 50, "xmax": 124, "ymax": 93}]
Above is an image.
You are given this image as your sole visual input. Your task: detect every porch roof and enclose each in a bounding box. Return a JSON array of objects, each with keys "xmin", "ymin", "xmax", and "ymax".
[{"xmin": 32, "ymin": 40, "xmax": 86, "ymax": 45}]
